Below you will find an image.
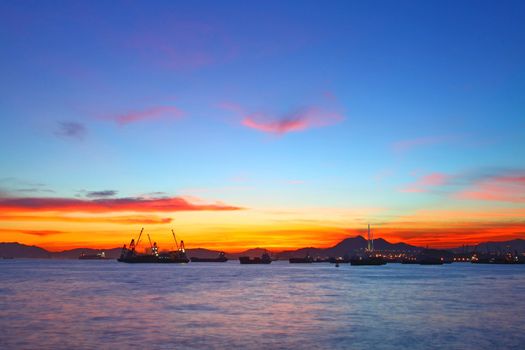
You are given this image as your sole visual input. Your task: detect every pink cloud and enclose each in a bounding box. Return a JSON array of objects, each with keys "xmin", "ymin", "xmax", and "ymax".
[
  {"xmin": 112, "ymin": 106, "xmax": 184, "ymax": 125},
  {"xmin": 0, "ymin": 195, "xmax": 243, "ymax": 213},
  {"xmin": 218, "ymin": 92, "xmax": 345, "ymax": 135},
  {"xmin": 401, "ymin": 173, "xmax": 450, "ymax": 193},
  {"xmin": 455, "ymin": 175, "xmax": 525, "ymax": 203},
  {"xmin": 242, "ymin": 114, "xmax": 310, "ymax": 134},
  {"xmin": 221, "ymin": 103, "xmax": 343, "ymax": 135}
]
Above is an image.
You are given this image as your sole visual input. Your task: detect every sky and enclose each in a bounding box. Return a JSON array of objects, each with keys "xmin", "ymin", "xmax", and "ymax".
[{"xmin": 0, "ymin": 0, "xmax": 524, "ymax": 251}]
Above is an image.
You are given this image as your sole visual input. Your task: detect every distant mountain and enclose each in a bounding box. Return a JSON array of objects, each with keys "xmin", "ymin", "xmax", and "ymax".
[
  {"xmin": 186, "ymin": 248, "xmax": 224, "ymax": 259},
  {"xmin": 54, "ymin": 247, "xmax": 122, "ymax": 259},
  {"xmin": 277, "ymin": 247, "xmax": 325, "ymax": 260},
  {"xmin": 0, "ymin": 243, "xmax": 121, "ymax": 259},
  {"xmin": 227, "ymin": 248, "xmax": 271, "ymax": 259},
  {"xmin": 0, "ymin": 242, "xmax": 51, "ymax": 259},
  {"xmin": 475, "ymin": 239, "xmax": 525, "ymax": 253},
  {"xmin": 277, "ymin": 236, "xmax": 420, "ymax": 259},
  {"xmin": 2, "ymin": 237, "xmax": 523, "ymax": 259}
]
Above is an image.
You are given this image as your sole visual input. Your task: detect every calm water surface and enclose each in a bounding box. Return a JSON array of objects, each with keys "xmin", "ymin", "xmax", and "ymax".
[{"xmin": 1, "ymin": 260, "xmax": 524, "ymax": 349}]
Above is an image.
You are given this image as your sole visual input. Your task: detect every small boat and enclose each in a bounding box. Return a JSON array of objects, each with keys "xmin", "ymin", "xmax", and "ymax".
[
  {"xmin": 350, "ymin": 255, "xmax": 386, "ymax": 266},
  {"xmin": 289, "ymin": 254, "xmax": 313, "ymax": 263},
  {"xmin": 79, "ymin": 252, "xmax": 107, "ymax": 260},
  {"xmin": 239, "ymin": 252, "xmax": 272, "ymax": 264},
  {"xmin": 191, "ymin": 252, "xmax": 228, "ymax": 262},
  {"xmin": 329, "ymin": 257, "xmax": 350, "ymax": 264},
  {"xmin": 471, "ymin": 252, "xmax": 525, "ymax": 264},
  {"xmin": 418, "ymin": 257, "xmax": 444, "ymax": 265},
  {"xmin": 401, "ymin": 257, "xmax": 419, "ymax": 264}
]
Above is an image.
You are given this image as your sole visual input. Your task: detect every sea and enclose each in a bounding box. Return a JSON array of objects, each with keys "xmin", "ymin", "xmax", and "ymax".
[{"xmin": 1, "ymin": 259, "xmax": 524, "ymax": 350}]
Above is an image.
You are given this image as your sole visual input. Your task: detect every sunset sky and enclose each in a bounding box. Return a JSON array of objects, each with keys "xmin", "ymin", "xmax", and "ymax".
[{"xmin": 1, "ymin": 0, "xmax": 524, "ymax": 251}]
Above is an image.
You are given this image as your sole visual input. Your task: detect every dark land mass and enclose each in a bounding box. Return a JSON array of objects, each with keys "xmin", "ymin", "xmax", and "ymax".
[
  {"xmin": 1, "ymin": 237, "xmax": 524, "ymax": 260},
  {"xmin": 451, "ymin": 239, "xmax": 525, "ymax": 254},
  {"xmin": 277, "ymin": 236, "xmax": 420, "ymax": 259}
]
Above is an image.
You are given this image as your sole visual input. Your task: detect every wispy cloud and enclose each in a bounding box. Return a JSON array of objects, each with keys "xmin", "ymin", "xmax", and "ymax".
[
  {"xmin": 17, "ymin": 230, "xmax": 63, "ymax": 237},
  {"xmin": 54, "ymin": 121, "xmax": 87, "ymax": 140},
  {"xmin": 243, "ymin": 108, "xmax": 343, "ymax": 135},
  {"xmin": 0, "ymin": 229, "xmax": 64, "ymax": 237},
  {"xmin": 84, "ymin": 190, "xmax": 118, "ymax": 198},
  {"xmin": 0, "ymin": 195, "xmax": 243, "ymax": 213},
  {"xmin": 455, "ymin": 174, "xmax": 525, "ymax": 203},
  {"xmin": 0, "ymin": 178, "xmax": 54, "ymax": 195},
  {"xmin": 401, "ymin": 173, "xmax": 451, "ymax": 193},
  {"xmin": 109, "ymin": 106, "xmax": 184, "ymax": 125},
  {"xmin": 219, "ymin": 100, "xmax": 344, "ymax": 135},
  {"xmin": 0, "ymin": 214, "xmax": 173, "ymax": 225},
  {"xmin": 401, "ymin": 168, "xmax": 525, "ymax": 203}
]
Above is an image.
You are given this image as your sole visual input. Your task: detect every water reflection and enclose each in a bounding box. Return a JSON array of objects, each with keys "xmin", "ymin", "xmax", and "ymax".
[{"xmin": 1, "ymin": 261, "xmax": 524, "ymax": 349}]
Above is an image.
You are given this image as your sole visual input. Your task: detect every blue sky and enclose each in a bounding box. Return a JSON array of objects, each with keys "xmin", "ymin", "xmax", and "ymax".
[{"xmin": 0, "ymin": 0, "xmax": 524, "ymax": 248}]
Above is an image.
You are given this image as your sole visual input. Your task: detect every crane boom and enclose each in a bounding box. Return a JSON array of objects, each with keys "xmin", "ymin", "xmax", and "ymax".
[
  {"xmin": 147, "ymin": 233, "xmax": 153, "ymax": 249},
  {"xmin": 171, "ymin": 229, "xmax": 180, "ymax": 250},
  {"xmin": 136, "ymin": 228, "xmax": 144, "ymax": 248}
]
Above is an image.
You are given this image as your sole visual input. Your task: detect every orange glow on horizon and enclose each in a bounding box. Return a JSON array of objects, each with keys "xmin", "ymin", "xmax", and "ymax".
[{"xmin": 1, "ymin": 200, "xmax": 524, "ymax": 252}]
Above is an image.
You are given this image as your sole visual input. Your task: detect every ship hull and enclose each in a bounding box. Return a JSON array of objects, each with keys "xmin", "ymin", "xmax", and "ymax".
[
  {"xmin": 239, "ymin": 257, "xmax": 271, "ymax": 264},
  {"xmin": 117, "ymin": 255, "xmax": 189, "ymax": 263},
  {"xmin": 190, "ymin": 257, "xmax": 228, "ymax": 262},
  {"xmin": 289, "ymin": 258, "xmax": 313, "ymax": 263},
  {"xmin": 350, "ymin": 257, "xmax": 386, "ymax": 266}
]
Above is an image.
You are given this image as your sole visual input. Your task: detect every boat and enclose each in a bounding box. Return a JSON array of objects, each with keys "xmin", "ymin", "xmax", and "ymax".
[
  {"xmin": 401, "ymin": 257, "xmax": 419, "ymax": 264},
  {"xmin": 416, "ymin": 249, "xmax": 446, "ymax": 265},
  {"xmin": 289, "ymin": 254, "xmax": 313, "ymax": 263},
  {"xmin": 239, "ymin": 252, "xmax": 272, "ymax": 264},
  {"xmin": 118, "ymin": 228, "xmax": 189, "ymax": 264},
  {"xmin": 329, "ymin": 257, "xmax": 350, "ymax": 264},
  {"xmin": 79, "ymin": 252, "xmax": 107, "ymax": 260},
  {"xmin": 350, "ymin": 224, "xmax": 387, "ymax": 266},
  {"xmin": 472, "ymin": 252, "xmax": 525, "ymax": 264},
  {"xmin": 350, "ymin": 255, "xmax": 386, "ymax": 266},
  {"xmin": 418, "ymin": 257, "xmax": 444, "ymax": 265},
  {"xmin": 191, "ymin": 252, "xmax": 228, "ymax": 262}
]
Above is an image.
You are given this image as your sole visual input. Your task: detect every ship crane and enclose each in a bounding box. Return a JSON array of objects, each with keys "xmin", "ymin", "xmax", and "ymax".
[
  {"xmin": 134, "ymin": 228, "xmax": 144, "ymax": 252},
  {"xmin": 171, "ymin": 229, "xmax": 180, "ymax": 251},
  {"xmin": 146, "ymin": 233, "xmax": 160, "ymax": 256},
  {"xmin": 129, "ymin": 228, "xmax": 144, "ymax": 252}
]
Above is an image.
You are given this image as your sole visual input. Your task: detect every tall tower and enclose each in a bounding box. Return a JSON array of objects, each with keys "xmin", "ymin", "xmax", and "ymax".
[
  {"xmin": 367, "ymin": 224, "xmax": 371, "ymax": 252},
  {"xmin": 367, "ymin": 224, "xmax": 374, "ymax": 252}
]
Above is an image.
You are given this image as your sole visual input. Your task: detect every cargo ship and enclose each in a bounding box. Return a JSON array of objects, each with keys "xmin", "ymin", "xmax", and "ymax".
[
  {"xmin": 472, "ymin": 252, "xmax": 525, "ymax": 264},
  {"xmin": 239, "ymin": 252, "xmax": 272, "ymax": 264},
  {"xmin": 118, "ymin": 228, "xmax": 189, "ymax": 264},
  {"xmin": 289, "ymin": 254, "xmax": 313, "ymax": 263},
  {"xmin": 418, "ymin": 257, "xmax": 444, "ymax": 265},
  {"xmin": 191, "ymin": 252, "xmax": 228, "ymax": 262}
]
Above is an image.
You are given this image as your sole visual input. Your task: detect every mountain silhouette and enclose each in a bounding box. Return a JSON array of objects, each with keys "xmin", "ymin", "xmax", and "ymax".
[{"xmin": 1, "ymin": 237, "xmax": 524, "ymax": 259}]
